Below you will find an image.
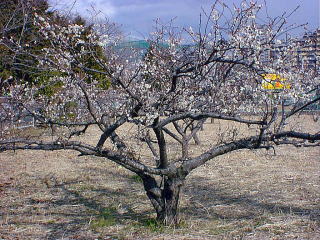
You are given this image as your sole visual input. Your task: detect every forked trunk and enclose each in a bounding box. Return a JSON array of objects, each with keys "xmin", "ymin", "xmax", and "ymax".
[
  {"xmin": 142, "ymin": 175, "xmax": 184, "ymax": 225},
  {"xmin": 157, "ymin": 177, "xmax": 183, "ymax": 225}
]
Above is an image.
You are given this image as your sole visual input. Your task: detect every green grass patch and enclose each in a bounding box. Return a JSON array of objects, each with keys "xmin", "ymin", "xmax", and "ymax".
[
  {"xmin": 139, "ymin": 218, "xmax": 164, "ymax": 232},
  {"xmin": 90, "ymin": 206, "xmax": 118, "ymax": 230},
  {"xmin": 130, "ymin": 175, "xmax": 143, "ymax": 183}
]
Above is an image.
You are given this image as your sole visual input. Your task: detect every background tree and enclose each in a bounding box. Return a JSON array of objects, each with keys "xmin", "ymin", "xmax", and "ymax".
[
  {"xmin": 0, "ymin": 0, "xmax": 52, "ymax": 94},
  {"xmin": 0, "ymin": 0, "xmax": 109, "ymax": 96},
  {"xmin": 0, "ymin": 0, "xmax": 319, "ymax": 225}
]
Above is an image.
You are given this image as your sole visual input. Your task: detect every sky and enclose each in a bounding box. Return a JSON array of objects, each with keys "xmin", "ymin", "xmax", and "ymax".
[{"xmin": 49, "ymin": 0, "xmax": 319, "ymax": 39}]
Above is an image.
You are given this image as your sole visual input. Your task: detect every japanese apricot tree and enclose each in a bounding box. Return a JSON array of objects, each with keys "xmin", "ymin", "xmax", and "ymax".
[{"xmin": 0, "ymin": 0, "xmax": 319, "ymax": 225}]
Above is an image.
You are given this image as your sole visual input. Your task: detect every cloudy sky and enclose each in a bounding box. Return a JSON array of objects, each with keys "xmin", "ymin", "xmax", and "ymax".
[{"xmin": 49, "ymin": 0, "xmax": 319, "ymax": 38}]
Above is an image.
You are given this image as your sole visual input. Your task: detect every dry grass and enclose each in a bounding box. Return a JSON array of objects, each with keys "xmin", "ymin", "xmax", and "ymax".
[{"xmin": 0, "ymin": 115, "xmax": 319, "ymax": 239}]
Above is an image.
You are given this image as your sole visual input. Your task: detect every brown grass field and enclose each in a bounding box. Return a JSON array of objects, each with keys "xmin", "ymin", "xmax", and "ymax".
[{"xmin": 0, "ymin": 115, "xmax": 319, "ymax": 240}]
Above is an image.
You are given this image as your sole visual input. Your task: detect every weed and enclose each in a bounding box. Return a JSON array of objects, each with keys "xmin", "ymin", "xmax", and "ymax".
[
  {"xmin": 100, "ymin": 207, "xmax": 117, "ymax": 219},
  {"xmin": 90, "ymin": 207, "xmax": 118, "ymax": 230},
  {"xmin": 209, "ymin": 224, "xmax": 234, "ymax": 235},
  {"xmin": 130, "ymin": 175, "xmax": 143, "ymax": 183},
  {"xmin": 76, "ymin": 183, "xmax": 93, "ymax": 191},
  {"xmin": 252, "ymin": 216, "xmax": 271, "ymax": 228},
  {"xmin": 139, "ymin": 218, "xmax": 164, "ymax": 232},
  {"xmin": 91, "ymin": 217, "xmax": 116, "ymax": 229},
  {"xmin": 46, "ymin": 219, "xmax": 56, "ymax": 224},
  {"xmin": 257, "ymin": 223, "xmax": 289, "ymax": 235}
]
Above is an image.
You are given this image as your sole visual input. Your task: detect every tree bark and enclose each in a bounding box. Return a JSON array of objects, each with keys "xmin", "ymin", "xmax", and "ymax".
[
  {"xmin": 181, "ymin": 141, "xmax": 188, "ymax": 159},
  {"xmin": 157, "ymin": 177, "xmax": 184, "ymax": 225},
  {"xmin": 193, "ymin": 133, "xmax": 201, "ymax": 145},
  {"xmin": 141, "ymin": 175, "xmax": 184, "ymax": 225}
]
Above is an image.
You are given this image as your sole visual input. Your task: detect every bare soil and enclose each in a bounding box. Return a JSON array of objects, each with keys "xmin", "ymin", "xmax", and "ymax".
[{"xmin": 0, "ymin": 116, "xmax": 319, "ymax": 240}]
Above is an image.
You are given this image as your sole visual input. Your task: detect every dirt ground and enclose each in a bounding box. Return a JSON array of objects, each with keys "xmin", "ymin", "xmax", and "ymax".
[{"xmin": 0, "ymin": 115, "xmax": 319, "ymax": 239}]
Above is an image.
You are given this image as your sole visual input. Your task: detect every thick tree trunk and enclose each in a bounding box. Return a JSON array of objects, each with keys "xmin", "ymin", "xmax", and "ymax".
[
  {"xmin": 157, "ymin": 177, "xmax": 184, "ymax": 225},
  {"xmin": 142, "ymin": 175, "xmax": 184, "ymax": 225}
]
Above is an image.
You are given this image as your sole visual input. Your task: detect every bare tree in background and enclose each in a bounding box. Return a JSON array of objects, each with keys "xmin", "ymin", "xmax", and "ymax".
[{"xmin": 0, "ymin": 0, "xmax": 319, "ymax": 225}]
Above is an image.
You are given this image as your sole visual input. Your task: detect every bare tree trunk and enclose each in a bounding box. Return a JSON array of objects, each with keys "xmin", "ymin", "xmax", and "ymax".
[
  {"xmin": 141, "ymin": 174, "xmax": 184, "ymax": 225},
  {"xmin": 157, "ymin": 177, "xmax": 184, "ymax": 225}
]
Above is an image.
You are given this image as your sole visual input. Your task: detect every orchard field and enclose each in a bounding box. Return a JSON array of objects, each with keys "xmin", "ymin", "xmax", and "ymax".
[{"xmin": 0, "ymin": 115, "xmax": 319, "ymax": 240}]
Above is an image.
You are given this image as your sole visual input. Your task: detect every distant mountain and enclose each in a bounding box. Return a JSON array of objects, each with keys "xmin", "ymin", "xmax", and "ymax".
[
  {"xmin": 115, "ymin": 40, "xmax": 150, "ymax": 50},
  {"xmin": 115, "ymin": 40, "xmax": 192, "ymax": 50}
]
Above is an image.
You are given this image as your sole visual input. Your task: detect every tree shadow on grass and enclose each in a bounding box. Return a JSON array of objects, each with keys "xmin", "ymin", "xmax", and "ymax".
[
  {"xmin": 43, "ymin": 177, "xmax": 154, "ymax": 239},
  {"xmin": 1, "ymin": 175, "xmax": 153, "ymax": 240},
  {"xmin": 181, "ymin": 176, "xmax": 320, "ymax": 222},
  {"xmin": 44, "ymin": 174, "xmax": 319, "ymax": 239},
  {"xmin": 3, "ymin": 173, "xmax": 319, "ymax": 239}
]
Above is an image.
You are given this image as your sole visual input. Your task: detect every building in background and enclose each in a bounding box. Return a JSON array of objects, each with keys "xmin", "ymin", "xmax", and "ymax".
[
  {"xmin": 261, "ymin": 29, "xmax": 320, "ymax": 74},
  {"xmin": 295, "ymin": 29, "xmax": 320, "ymax": 72}
]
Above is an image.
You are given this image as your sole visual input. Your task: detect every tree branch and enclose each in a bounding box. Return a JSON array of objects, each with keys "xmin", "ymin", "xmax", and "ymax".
[{"xmin": 156, "ymin": 112, "xmax": 263, "ymax": 128}]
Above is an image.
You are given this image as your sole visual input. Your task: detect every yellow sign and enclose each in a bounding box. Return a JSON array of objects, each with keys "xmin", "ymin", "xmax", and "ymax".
[{"xmin": 261, "ymin": 74, "xmax": 291, "ymax": 90}]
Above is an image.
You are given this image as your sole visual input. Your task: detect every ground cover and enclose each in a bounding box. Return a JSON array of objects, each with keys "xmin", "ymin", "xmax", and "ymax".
[{"xmin": 0, "ymin": 116, "xmax": 319, "ymax": 239}]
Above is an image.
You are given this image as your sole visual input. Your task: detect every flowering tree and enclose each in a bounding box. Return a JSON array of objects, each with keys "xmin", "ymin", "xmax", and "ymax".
[
  {"xmin": 0, "ymin": 0, "xmax": 52, "ymax": 93},
  {"xmin": 0, "ymin": 1, "xmax": 319, "ymax": 225}
]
